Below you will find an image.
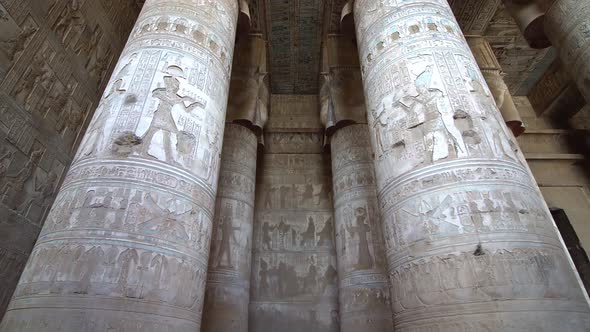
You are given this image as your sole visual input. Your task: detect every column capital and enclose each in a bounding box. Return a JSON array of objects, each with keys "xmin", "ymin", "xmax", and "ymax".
[
  {"xmin": 227, "ymin": 34, "xmax": 269, "ymax": 137},
  {"xmin": 502, "ymin": 0, "xmax": 551, "ymax": 49},
  {"xmin": 320, "ymin": 34, "xmax": 366, "ymax": 137}
]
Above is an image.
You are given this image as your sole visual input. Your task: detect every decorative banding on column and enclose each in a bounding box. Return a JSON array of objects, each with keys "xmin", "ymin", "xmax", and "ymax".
[
  {"xmin": 503, "ymin": 0, "xmax": 551, "ymax": 49},
  {"xmin": 0, "ymin": 0, "xmax": 239, "ymax": 331},
  {"xmin": 331, "ymin": 124, "xmax": 393, "ymax": 331},
  {"xmin": 354, "ymin": 0, "xmax": 590, "ymax": 330},
  {"xmin": 545, "ymin": 0, "xmax": 590, "ymax": 104},
  {"xmin": 202, "ymin": 123, "xmax": 258, "ymax": 332}
]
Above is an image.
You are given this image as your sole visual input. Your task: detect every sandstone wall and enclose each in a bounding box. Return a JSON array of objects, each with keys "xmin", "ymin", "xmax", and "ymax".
[{"xmin": 0, "ymin": 0, "xmax": 140, "ymax": 316}]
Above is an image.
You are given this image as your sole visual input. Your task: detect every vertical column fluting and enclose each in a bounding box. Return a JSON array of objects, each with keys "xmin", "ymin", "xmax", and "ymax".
[
  {"xmin": 202, "ymin": 123, "xmax": 258, "ymax": 331},
  {"xmin": 0, "ymin": 0, "xmax": 238, "ymax": 331},
  {"xmin": 330, "ymin": 124, "xmax": 393, "ymax": 331},
  {"xmin": 354, "ymin": 0, "xmax": 590, "ymax": 330},
  {"xmin": 545, "ymin": 0, "xmax": 590, "ymax": 104}
]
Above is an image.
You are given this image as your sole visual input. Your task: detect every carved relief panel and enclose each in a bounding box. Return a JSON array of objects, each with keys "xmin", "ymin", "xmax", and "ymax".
[
  {"xmin": 0, "ymin": 0, "xmax": 140, "ymax": 317},
  {"xmin": 1, "ymin": 0, "xmax": 240, "ymax": 330},
  {"xmin": 250, "ymin": 152, "xmax": 340, "ymax": 332}
]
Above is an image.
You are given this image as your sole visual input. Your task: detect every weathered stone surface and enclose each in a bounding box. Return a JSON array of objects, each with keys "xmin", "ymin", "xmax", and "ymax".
[
  {"xmin": 202, "ymin": 123, "xmax": 258, "ymax": 332},
  {"xmin": 468, "ymin": 36, "xmax": 525, "ymax": 137},
  {"xmin": 0, "ymin": 0, "xmax": 238, "ymax": 330},
  {"xmin": 226, "ymin": 34, "xmax": 269, "ymax": 133},
  {"xmin": 250, "ymin": 149, "xmax": 339, "ymax": 332},
  {"xmin": 502, "ymin": 0, "xmax": 550, "ymax": 49},
  {"xmin": 330, "ymin": 124, "xmax": 393, "ymax": 331},
  {"xmin": 354, "ymin": 0, "xmax": 590, "ymax": 330},
  {"xmin": 0, "ymin": 0, "xmax": 139, "ymax": 318},
  {"xmin": 545, "ymin": 0, "xmax": 590, "ymax": 105},
  {"xmin": 321, "ymin": 35, "xmax": 367, "ymax": 136}
]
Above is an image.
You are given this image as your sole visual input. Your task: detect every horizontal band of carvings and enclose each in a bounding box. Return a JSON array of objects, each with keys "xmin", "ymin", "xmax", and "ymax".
[
  {"xmin": 339, "ymin": 271, "xmax": 389, "ymax": 288},
  {"xmin": 355, "ymin": 2, "xmax": 453, "ymax": 46},
  {"xmin": 393, "ymin": 298, "xmax": 590, "ymax": 326},
  {"xmin": 65, "ymin": 158, "xmax": 217, "ymax": 199},
  {"xmin": 377, "ymin": 159, "xmax": 534, "ymax": 210},
  {"xmin": 333, "ymin": 197, "xmax": 378, "ymax": 211},
  {"xmin": 32, "ymin": 232, "xmax": 210, "ymax": 266},
  {"xmin": 6, "ymin": 294, "xmax": 202, "ymax": 323},
  {"xmin": 363, "ymin": 39, "xmax": 472, "ymax": 87},
  {"xmin": 387, "ymin": 234, "xmax": 566, "ymax": 268},
  {"xmin": 122, "ymin": 38, "xmax": 230, "ymax": 81}
]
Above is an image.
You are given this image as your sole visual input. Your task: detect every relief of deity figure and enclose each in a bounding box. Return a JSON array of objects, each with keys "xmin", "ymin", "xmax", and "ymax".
[
  {"xmin": 12, "ymin": 55, "xmax": 54, "ymax": 108},
  {"xmin": 387, "ymin": 64, "xmax": 467, "ymax": 163},
  {"xmin": 0, "ymin": 149, "xmax": 43, "ymax": 204},
  {"xmin": 214, "ymin": 215, "xmax": 240, "ymax": 268},
  {"xmin": 53, "ymin": 0, "xmax": 84, "ymax": 43},
  {"xmin": 78, "ymin": 79, "xmax": 126, "ymax": 158},
  {"xmin": 0, "ymin": 149, "xmax": 15, "ymax": 178},
  {"xmin": 300, "ymin": 216, "xmax": 316, "ymax": 247},
  {"xmin": 141, "ymin": 76, "xmax": 205, "ymax": 163},
  {"xmin": 346, "ymin": 207, "xmax": 374, "ymax": 270},
  {"xmin": 317, "ymin": 217, "xmax": 334, "ymax": 247},
  {"xmin": 0, "ymin": 24, "xmax": 37, "ymax": 62},
  {"xmin": 16, "ymin": 172, "xmax": 58, "ymax": 216}
]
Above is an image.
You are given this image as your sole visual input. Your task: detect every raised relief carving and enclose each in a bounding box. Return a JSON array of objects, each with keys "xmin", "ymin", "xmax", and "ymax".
[{"xmin": 354, "ymin": 0, "xmax": 590, "ymax": 330}]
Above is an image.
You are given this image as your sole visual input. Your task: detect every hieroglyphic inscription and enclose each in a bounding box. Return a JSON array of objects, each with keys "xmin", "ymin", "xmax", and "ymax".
[
  {"xmin": 330, "ymin": 124, "xmax": 393, "ymax": 332},
  {"xmin": 354, "ymin": 0, "xmax": 590, "ymax": 330},
  {"xmin": 202, "ymin": 124, "xmax": 258, "ymax": 332},
  {"xmin": 545, "ymin": 0, "xmax": 590, "ymax": 104},
  {"xmin": 0, "ymin": 0, "xmax": 239, "ymax": 331},
  {"xmin": 250, "ymin": 153, "xmax": 339, "ymax": 332},
  {"xmin": 0, "ymin": 0, "xmax": 138, "ymax": 318}
]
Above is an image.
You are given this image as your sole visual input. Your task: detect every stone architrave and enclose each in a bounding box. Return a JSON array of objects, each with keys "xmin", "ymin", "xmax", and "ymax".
[
  {"xmin": 468, "ymin": 36, "xmax": 525, "ymax": 137},
  {"xmin": 354, "ymin": 0, "xmax": 590, "ymax": 330},
  {"xmin": 202, "ymin": 123, "xmax": 258, "ymax": 332},
  {"xmin": 545, "ymin": 1, "xmax": 590, "ymax": 105},
  {"xmin": 330, "ymin": 124, "xmax": 393, "ymax": 331},
  {"xmin": 0, "ymin": 0, "xmax": 239, "ymax": 331}
]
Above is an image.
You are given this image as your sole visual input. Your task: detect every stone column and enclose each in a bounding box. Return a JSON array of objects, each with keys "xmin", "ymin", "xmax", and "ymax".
[
  {"xmin": 0, "ymin": 0, "xmax": 238, "ymax": 331},
  {"xmin": 468, "ymin": 36, "xmax": 525, "ymax": 137},
  {"xmin": 202, "ymin": 123, "xmax": 258, "ymax": 331},
  {"xmin": 354, "ymin": 0, "xmax": 590, "ymax": 330},
  {"xmin": 202, "ymin": 34, "xmax": 268, "ymax": 332},
  {"xmin": 502, "ymin": 0, "xmax": 550, "ymax": 49},
  {"xmin": 330, "ymin": 125, "xmax": 393, "ymax": 331},
  {"xmin": 545, "ymin": 1, "xmax": 590, "ymax": 104},
  {"xmin": 322, "ymin": 34, "xmax": 393, "ymax": 331}
]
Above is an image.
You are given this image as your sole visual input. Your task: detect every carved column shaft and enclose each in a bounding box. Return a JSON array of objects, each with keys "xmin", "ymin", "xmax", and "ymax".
[
  {"xmin": 202, "ymin": 123, "xmax": 258, "ymax": 331},
  {"xmin": 202, "ymin": 33, "xmax": 268, "ymax": 331},
  {"xmin": 354, "ymin": 0, "xmax": 590, "ymax": 330},
  {"xmin": 0, "ymin": 0, "xmax": 238, "ymax": 331},
  {"xmin": 467, "ymin": 36, "xmax": 525, "ymax": 137},
  {"xmin": 330, "ymin": 124, "xmax": 393, "ymax": 331},
  {"xmin": 545, "ymin": 0, "xmax": 590, "ymax": 105}
]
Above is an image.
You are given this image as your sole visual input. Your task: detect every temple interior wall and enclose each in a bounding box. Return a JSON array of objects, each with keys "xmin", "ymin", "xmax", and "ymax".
[
  {"xmin": 0, "ymin": 0, "xmax": 140, "ymax": 316},
  {"xmin": 249, "ymin": 95, "xmax": 339, "ymax": 331},
  {"xmin": 0, "ymin": 0, "xmax": 590, "ymax": 328}
]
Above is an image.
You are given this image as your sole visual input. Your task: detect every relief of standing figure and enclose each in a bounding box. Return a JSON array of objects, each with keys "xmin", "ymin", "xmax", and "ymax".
[
  {"xmin": 141, "ymin": 76, "xmax": 204, "ymax": 163},
  {"xmin": 346, "ymin": 207, "xmax": 374, "ymax": 270}
]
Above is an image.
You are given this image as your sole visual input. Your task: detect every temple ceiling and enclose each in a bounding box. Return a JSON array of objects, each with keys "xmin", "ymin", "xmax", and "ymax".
[{"xmin": 243, "ymin": 0, "xmax": 557, "ymax": 97}]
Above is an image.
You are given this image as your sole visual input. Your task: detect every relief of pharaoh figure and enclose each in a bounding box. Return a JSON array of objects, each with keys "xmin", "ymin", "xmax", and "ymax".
[{"xmin": 141, "ymin": 76, "xmax": 205, "ymax": 163}]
